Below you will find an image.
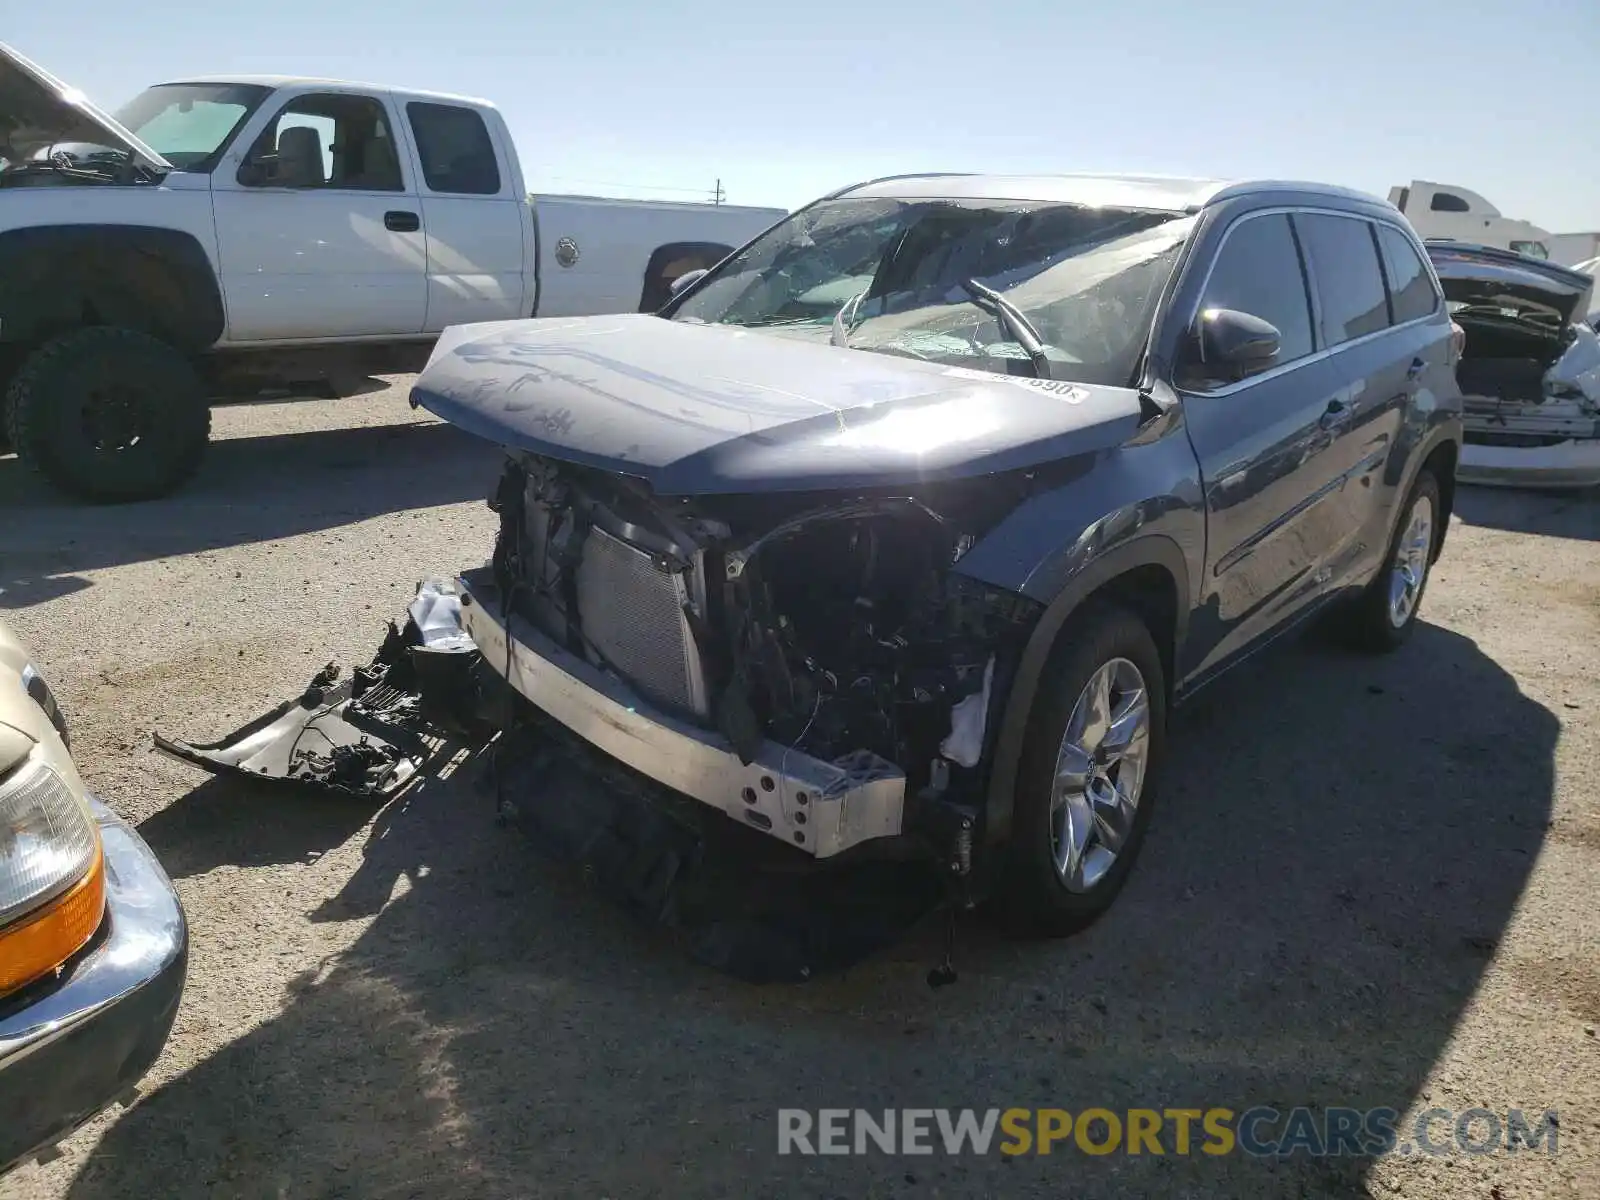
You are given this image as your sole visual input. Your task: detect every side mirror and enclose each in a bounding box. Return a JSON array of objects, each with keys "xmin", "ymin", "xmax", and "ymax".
[
  {"xmin": 669, "ymin": 268, "xmax": 709, "ymax": 298},
  {"xmin": 237, "ymin": 154, "xmax": 274, "ymax": 187},
  {"xmin": 1196, "ymin": 308, "xmax": 1281, "ymax": 380}
]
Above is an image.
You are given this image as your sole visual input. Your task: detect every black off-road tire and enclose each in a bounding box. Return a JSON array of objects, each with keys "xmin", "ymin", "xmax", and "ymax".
[
  {"xmin": 1342, "ymin": 469, "xmax": 1441, "ymax": 654},
  {"xmin": 997, "ymin": 601, "xmax": 1168, "ymax": 938},
  {"xmin": 7, "ymin": 327, "xmax": 211, "ymax": 503}
]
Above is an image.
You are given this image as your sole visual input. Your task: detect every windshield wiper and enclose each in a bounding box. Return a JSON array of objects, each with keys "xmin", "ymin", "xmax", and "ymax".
[
  {"xmin": 961, "ymin": 278, "xmax": 1053, "ymax": 379},
  {"xmin": 830, "ymin": 288, "xmax": 870, "ymax": 348}
]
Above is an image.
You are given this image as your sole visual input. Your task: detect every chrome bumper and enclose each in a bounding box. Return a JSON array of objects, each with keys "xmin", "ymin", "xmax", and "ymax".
[
  {"xmin": 1460, "ymin": 439, "xmax": 1600, "ymax": 489},
  {"xmin": 0, "ymin": 800, "xmax": 188, "ymax": 1173},
  {"xmin": 457, "ymin": 570, "xmax": 905, "ymax": 858}
]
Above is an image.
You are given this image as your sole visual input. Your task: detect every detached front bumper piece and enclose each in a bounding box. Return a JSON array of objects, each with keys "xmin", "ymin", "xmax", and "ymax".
[
  {"xmin": 1459, "ymin": 438, "xmax": 1600, "ymax": 489},
  {"xmin": 0, "ymin": 801, "xmax": 187, "ymax": 1174},
  {"xmin": 153, "ymin": 608, "xmax": 486, "ymax": 801},
  {"xmin": 456, "ymin": 568, "xmax": 906, "ymax": 859}
]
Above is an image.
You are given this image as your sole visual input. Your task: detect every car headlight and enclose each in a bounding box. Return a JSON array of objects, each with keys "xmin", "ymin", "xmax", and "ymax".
[
  {"xmin": 21, "ymin": 662, "xmax": 70, "ymax": 749},
  {"xmin": 0, "ymin": 754, "xmax": 104, "ymax": 996}
]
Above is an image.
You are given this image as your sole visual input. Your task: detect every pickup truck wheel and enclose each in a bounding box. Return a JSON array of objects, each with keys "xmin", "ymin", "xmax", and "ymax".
[
  {"xmin": 7, "ymin": 328, "xmax": 211, "ymax": 503},
  {"xmin": 998, "ymin": 603, "xmax": 1167, "ymax": 938},
  {"xmin": 1344, "ymin": 469, "xmax": 1440, "ymax": 652}
]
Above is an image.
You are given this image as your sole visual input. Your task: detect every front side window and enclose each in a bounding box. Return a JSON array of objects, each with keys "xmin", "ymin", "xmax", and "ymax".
[
  {"xmin": 669, "ymin": 197, "xmax": 1195, "ymax": 387},
  {"xmin": 407, "ymin": 103, "xmax": 501, "ymax": 195},
  {"xmin": 1430, "ymin": 192, "xmax": 1470, "ymax": 213},
  {"xmin": 1510, "ymin": 240, "xmax": 1549, "ymax": 260},
  {"xmin": 1376, "ymin": 224, "xmax": 1439, "ymax": 324},
  {"xmin": 114, "ymin": 82, "xmax": 270, "ymax": 172},
  {"xmin": 1295, "ymin": 213, "xmax": 1390, "ymax": 344},
  {"xmin": 240, "ymin": 93, "xmax": 403, "ymax": 191},
  {"xmin": 1193, "ymin": 212, "xmax": 1315, "ymax": 370}
]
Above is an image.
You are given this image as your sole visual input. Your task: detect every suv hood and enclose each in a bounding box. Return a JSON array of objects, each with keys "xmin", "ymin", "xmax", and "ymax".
[
  {"xmin": 410, "ymin": 315, "xmax": 1145, "ymax": 494},
  {"xmin": 0, "ymin": 41, "xmax": 170, "ymax": 172},
  {"xmin": 1427, "ymin": 242, "xmax": 1595, "ymax": 326}
]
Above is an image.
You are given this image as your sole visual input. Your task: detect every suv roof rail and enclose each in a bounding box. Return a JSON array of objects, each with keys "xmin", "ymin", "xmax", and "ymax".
[{"xmin": 822, "ymin": 172, "xmax": 976, "ymax": 201}]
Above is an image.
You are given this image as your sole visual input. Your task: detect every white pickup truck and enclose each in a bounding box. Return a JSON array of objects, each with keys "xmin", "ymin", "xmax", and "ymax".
[{"xmin": 0, "ymin": 43, "xmax": 784, "ymax": 501}]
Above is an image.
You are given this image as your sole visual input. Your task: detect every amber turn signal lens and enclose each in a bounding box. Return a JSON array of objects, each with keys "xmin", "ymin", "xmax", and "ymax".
[{"xmin": 0, "ymin": 839, "xmax": 105, "ymax": 996}]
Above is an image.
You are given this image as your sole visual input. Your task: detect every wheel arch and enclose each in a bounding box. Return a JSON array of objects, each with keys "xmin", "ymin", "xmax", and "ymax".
[
  {"xmin": 0, "ymin": 226, "xmax": 224, "ymax": 356},
  {"xmin": 1419, "ymin": 438, "xmax": 1458, "ymax": 561},
  {"xmin": 980, "ymin": 535, "xmax": 1189, "ymax": 850}
]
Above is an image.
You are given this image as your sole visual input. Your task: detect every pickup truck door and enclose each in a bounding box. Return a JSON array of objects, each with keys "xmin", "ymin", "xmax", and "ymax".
[
  {"xmin": 397, "ymin": 101, "xmax": 529, "ymax": 331},
  {"xmin": 1177, "ymin": 211, "xmax": 1353, "ymax": 683},
  {"xmin": 210, "ymin": 89, "xmax": 427, "ymax": 342}
]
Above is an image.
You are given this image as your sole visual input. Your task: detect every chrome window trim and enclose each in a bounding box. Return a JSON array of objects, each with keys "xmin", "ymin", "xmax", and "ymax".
[{"xmin": 1177, "ymin": 205, "xmax": 1443, "ymax": 399}]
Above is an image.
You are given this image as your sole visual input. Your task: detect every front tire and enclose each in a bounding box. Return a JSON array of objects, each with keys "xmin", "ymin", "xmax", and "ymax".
[
  {"xmin": 7, "ymin": 327, "xmax": 211, "ymax": 503},
  {"xmin": 998, "ymin": 602, "xmax": 1168, "ymax": 938},
  {"xmin": 1344, "ymin": 469, "xmax": 1440, "ymax": 653}
]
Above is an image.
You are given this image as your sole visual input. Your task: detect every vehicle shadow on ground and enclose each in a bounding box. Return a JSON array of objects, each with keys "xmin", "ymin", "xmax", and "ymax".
[
  {"xmin": 0, "ymin": 420, "xmax": 500, "ymax": 609},
  {"xmin": 1454, "ymin": 483, "xmax": 1600, "ymax": 541},
  {"xmin": 135, "ymin": 776, "xmax": 379, "ymax": 881},
  {"xmin": 65, "ymin": 622, "xmax": 1554, "ymax": 1199}
]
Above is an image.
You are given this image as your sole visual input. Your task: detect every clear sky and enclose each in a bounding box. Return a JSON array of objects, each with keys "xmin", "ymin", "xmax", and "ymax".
[{"xmin": 14, "ymin": 0, "xmax": 1600, "ymax": 229}]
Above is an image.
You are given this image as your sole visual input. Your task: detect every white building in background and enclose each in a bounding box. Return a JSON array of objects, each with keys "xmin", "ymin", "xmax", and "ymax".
[{"xmin": 1545, "ymin": 233, "xmax": 1600, "ymax": 269}]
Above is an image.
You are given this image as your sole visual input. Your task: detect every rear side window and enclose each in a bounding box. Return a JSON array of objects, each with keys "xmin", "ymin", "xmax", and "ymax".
[
  {"xmin": 1294, "ymin": 213, "xmax": 1390, "ymax": 345},
  {"xmin": 1376, "ymin": 224, "xmax": 1438, "ymax": 324},
  {"xmin": 407, "ymin": 103, "xmax": 501, "ymax": 195},
  {"xmin": 1198, "ymin": 213, "xmax": 1314, "ymax": 365}
]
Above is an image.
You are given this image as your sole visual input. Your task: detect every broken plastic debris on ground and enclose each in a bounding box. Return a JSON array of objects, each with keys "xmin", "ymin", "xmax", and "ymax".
[{"xmin": 152, "ymin": 580, "xmax": 947, "ymax": 983}]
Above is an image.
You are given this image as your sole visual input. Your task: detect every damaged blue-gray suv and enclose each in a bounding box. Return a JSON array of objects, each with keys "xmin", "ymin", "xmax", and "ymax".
[{"xmin": 408, "ymin": 174, "xmax": 1464, "ymax": 967}]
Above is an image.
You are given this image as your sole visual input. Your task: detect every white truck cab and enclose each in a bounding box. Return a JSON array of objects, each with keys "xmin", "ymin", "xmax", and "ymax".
[
  {"xmin": 1388, "ymin": 180, "xmax": 1552, "ymax": 259},
  {"xmin": 0, "ymin": 42, "xmax": 784, "ymax": 501},
  {"xmin": 129, "ymin": 73, "xmax": 538, "ymax": 344}
]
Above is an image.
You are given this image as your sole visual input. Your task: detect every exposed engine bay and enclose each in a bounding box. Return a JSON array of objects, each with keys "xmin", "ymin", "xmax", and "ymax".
[
  {"xmin": 489, "ymin": 452, "xmax": 1042, "ymax": 811},
  {"xmin": 1455, "ymin": 309, "xmax": 1600, "ymax": 446},
  {"xmin": 1429, "ymin": 244, "xmax": 1600, "ymax": 487}
]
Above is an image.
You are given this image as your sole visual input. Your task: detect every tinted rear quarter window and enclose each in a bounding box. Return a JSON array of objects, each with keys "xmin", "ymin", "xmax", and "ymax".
[
  {"xmin": 1294, "ymin": 213, "xmax": 1390, "ymax": 345},
  {"xmin": 1376, "ymin": 225, "xmax": 1438, "ymax": 324},
  {"xmin": 1198, "ymin": 212, "xmax": 1314, "ymax": 366},
  {"xmin": 407, "ymin": 102, "xmax": 501, "ymax": 195}
]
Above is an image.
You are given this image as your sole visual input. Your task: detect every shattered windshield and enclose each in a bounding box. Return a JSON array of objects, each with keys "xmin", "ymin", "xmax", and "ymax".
[
  {"xmin": 670, "ymin": 196, "xmax": 1196, "ymax": 386},
  {"xmin": 115, "ymin": 82, "xmax": 270, "ymax": 171}
]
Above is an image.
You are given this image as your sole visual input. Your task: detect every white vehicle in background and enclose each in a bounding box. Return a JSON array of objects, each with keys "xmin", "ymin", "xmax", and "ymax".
[
  {"xmin": 1388, "ymin": 180, "xmax": 1551, "ymax": 259},
  {"xmin": 0, "ymin": 42, "xmax": 783, "ymax": 502},
  {"xmin": 1427, "ymin": 242, "xmax": 1600, "ymax": 489}
]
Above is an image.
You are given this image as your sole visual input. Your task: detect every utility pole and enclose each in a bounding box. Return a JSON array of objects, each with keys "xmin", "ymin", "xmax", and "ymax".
[{"xmin": 711, "ymin": 178, "xmax": 725, "ymax": 206}]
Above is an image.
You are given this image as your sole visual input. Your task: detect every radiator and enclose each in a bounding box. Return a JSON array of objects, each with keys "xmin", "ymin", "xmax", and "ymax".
[{"xmin": 573, "ymin": 525, "xmax": 710, "ymax": 718}]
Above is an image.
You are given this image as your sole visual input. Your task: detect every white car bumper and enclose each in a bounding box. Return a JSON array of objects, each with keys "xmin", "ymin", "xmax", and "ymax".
[{"xmin": 1459, "ymin": 439, "xmax": 1600, "ymax": 489}]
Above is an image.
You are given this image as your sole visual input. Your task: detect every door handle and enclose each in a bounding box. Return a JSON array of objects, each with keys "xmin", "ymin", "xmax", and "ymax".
[
  {"xmin": 384, "ymin": 210, "xmax": 421, "ymax": 233},
  {"xmin": 1405, "ymin": 356, "xmax": 1426, "ymax": 382},
  {"xmin": 1317, "ymin": 399, "xmax": 1350, "ymax": 430}
]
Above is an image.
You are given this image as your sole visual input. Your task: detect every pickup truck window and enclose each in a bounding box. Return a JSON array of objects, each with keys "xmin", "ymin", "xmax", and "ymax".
[
  {"xmin": 407, "ymin": 103, "xmax": 501, "ymax": 196},
  {"xmin": 1376, "ymin": 224, "xmax": 1439, "ymax": 324},
  {"xmin": 669, "ymin": 197, "xmax": 1194, "ymax": 387},
  {"xmin": 1295, "ymin": 213, "xmax": 1390, "ymax": 345},
  {"xmin": 114, "ymin": 83, "xmax": 270, "ymax": 172},
  {"xmin": 241, "ymin": 94, "xmax": 404, "ymax": 192},
  {"xmin": 1194, "ymin": 212, "xmax": 1314, "ymax": 375}
]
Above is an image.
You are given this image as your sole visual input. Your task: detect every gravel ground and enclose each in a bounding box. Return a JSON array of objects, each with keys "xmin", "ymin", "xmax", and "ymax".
[{"xmin": 1, "ymin": 382, "xmax": 1596, "ymax": 1199}]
